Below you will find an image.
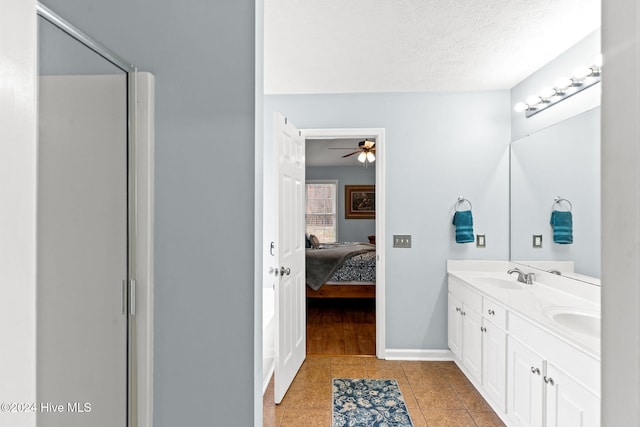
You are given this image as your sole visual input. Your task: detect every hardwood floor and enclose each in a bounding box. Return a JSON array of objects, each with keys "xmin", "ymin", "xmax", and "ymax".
[{"xmin": 306, "ymin": 298, "xmax": 376, "ymax": 355}]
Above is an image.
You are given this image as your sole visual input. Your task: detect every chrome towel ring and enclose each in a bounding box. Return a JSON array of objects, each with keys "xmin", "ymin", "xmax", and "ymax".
[
  {"xmin": 456, "ymin": 196, "xmax": 472, "ymax": 211},
  {"xmin": 552, "ymin": 196, "xmax": 573, "ymax": 212}
]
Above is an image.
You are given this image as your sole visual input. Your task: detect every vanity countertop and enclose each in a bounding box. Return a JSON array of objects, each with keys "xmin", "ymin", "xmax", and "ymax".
[{"xmin": 448, "ymin": 267, "xmax": 600, "ymax": 359}]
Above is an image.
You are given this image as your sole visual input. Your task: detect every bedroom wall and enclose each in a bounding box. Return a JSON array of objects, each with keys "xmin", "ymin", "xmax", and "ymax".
[
  {"xmin": 306, "ymin": 165, "xmax": 375, "ymax": 243},
  {"xmin": 40, "ymin": 0, "xmax": 258, "ymax": 425},
  {"xmin": 264, "ymin": 91, "xmax": 511, "ymax": 350}
]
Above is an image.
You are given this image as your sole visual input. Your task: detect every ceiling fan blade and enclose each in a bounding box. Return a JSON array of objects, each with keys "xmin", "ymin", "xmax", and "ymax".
[
  {"xmin": 329, "ymin": 147, "xmax": 359, "ymax": 150},
  {"xmin": 342, "ymin": 150, "xmax": 361, "ymax": 158}
]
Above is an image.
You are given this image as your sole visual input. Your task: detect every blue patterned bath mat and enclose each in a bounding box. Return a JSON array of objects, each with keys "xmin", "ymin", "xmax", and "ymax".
[{"xmin": 332, "ymin": 378, "xmax": 414, "ymax": 427}]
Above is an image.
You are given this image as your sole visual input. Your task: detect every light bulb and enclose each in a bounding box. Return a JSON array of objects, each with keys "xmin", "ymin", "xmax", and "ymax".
[
  {"xmin": 366, "ymin": 152, "xmax": 375, "ymax": 163},
  {"xmin": 358, "ymin": 152, "xmax": 367, "ymax": 163},
  {"xmin": 573, "ymin": 66, "xmax": 593, "ymax": 80},
  {"xmin": 540, "ymin": 87, "xmax": 557, "ymax": 99},
  {"xmin": 555, "ymin": 77, "xmax": 573, "ymax": 90},
  {"xmin": 526, "ymin": 95, "xmax": 542, "ymax": 106},
  {"xmin": 514, "ymin": 102, "xmax": 528, "ymax": 113},
  {"xmin": 595, "ymin": 53, "xmax": 603, "ymax": 67}
]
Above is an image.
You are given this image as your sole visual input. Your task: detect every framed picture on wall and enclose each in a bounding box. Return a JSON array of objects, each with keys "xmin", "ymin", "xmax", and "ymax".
[{"xmin": 345, "ymin": 185, "xmax": 375, "ymax": 219}]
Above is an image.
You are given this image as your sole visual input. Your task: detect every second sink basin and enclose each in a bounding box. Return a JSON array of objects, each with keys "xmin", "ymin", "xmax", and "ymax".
[
  {"xmin": 473, "ymin": 277, "xmax": 525, "ymax": 290},
  {"xmin": 544, "ymin": 307, "xmax": 601, "ymax": 338}
]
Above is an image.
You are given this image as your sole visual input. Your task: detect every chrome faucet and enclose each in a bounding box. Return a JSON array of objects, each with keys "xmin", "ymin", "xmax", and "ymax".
[{"xmin": 508, "ymin": 268, "xmax": 536, "ymax": 285}]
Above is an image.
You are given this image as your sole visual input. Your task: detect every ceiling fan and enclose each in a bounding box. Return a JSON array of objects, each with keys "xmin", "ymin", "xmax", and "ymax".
[{"xmin": 329, "ymin": 140, "xmax": 376, "ymax": 163}]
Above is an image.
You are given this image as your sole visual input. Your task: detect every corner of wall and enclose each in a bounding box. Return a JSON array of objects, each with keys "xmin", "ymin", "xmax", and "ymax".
[{"xmin": 0, "ymin": 1, "xmax": 38, "ymax": 426}]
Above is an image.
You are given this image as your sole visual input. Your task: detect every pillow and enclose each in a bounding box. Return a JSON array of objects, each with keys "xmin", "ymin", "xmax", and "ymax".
[
  {"xmin": 309, "ymin": 234, "xmax": 320, "ymax": 249},
  {"xmin": 305, "ymin": 234, "xmax": 311, "ymax": 248}
]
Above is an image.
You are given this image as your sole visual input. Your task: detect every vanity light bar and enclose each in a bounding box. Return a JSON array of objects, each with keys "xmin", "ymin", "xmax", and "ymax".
[{"xmin": 514, "ymin": 60, "xmax": 602, "ymax": 118}]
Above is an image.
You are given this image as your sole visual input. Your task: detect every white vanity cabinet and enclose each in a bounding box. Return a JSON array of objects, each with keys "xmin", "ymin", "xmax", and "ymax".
[
  {"xmin": 507, "ymin": 336, "xmax": 600, "ymax": 427},
  {"xmin": 447, "ymin": 270, "xmax": 600, "ymax": 427},
  {"xmin": 447, "ymin": 292, "xmax": 463, "ymax": 360},
  {"xmin": 448, "ymin": 277, "xmax": 483, "ymax": 383},
  {"xmin": 482, "ymin": 304, "xmax": 508, "ymax": 412},
  {"xmin": 508, "ymin": 312, "xmax": 600, "ymax": 427},
  {"xmin": 544, "ymin": 363, "xmax": 600, "ymax": 427},
  {"xmin": 507, "ymin": 336, "xmax": 545, "ymax": 427},
  {"xmin": 448, "ymin": 277, "xmax": 508, "ymax": 410}
]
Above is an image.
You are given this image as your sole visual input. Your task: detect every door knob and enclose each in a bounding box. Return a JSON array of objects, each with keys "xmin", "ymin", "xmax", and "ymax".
[{"xmin": 280, "ymin": 266, "xmax": 291, "ymax": 276}]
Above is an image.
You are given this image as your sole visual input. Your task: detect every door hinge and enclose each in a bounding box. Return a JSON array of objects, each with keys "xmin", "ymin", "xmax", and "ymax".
[{"xmin": 130, "ymin": 279, "xmax": 136, "ymax": 316}]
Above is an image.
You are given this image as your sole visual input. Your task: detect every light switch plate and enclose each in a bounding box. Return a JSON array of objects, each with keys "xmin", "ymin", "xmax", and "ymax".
[
  {"xmin": 393, "ymin": 235, "xmax": 411, "ymax": 248},
  {"xmin": 533, "ymin": 234, "xmax": 543, "ymax": 248},
  {"xmin": 476, "ymin": 234, "xmax": 486, "ymax": 248}
]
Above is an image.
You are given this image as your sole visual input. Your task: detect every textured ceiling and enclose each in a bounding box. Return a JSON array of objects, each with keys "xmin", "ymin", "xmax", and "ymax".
[{"xmin": 264, "ymin": 0, "xmax": 601, "ymax": 94}]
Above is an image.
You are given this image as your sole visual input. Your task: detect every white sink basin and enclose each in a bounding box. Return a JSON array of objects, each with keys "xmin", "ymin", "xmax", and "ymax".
[
  {"xmin": 544, "ymin": 307, "xmax": 601, "ymax": 338},
  {"xmin": 473, "ymin": 277, "xmax": 525, "ymax": 290}
]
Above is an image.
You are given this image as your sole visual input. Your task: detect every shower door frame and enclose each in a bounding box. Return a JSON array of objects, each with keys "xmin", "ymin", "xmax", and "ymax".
[{"xmin": 36, "ymin": 4, "xmax": 153, "ymax": 427}]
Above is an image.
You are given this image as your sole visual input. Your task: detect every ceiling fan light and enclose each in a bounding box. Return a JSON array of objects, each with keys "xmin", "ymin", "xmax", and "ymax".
[
  {"xmin": 358, "ymin": 152, "xmax": 367, "ymax": 162},
  {"xmin": 366, "ymin": 152, "xmax": 375, "ymax": 163}
]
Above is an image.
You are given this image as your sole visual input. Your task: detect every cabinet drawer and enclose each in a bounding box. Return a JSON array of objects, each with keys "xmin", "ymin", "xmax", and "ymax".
[{"xmin": 483, "ymin": 297, "xmax": 507, "ymax": 330}]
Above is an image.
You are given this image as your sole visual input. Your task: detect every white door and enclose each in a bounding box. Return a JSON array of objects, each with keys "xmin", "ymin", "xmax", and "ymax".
[
  {"xmin": 482, "ymin": 319, "xmax": 507, "ymax": 412},
  {"xmin": 448, "ymin": 293, "xmax": 463, "ymax": 360},
  {"xmin": 545, "ymin": 363, "xmax": 600, "ymax": 427},
  {"xmin": 37, "ymin": 75, "xmax": 128, "ymax": 426},
  {"xmin": 273, "ymin": 112, "xmax": 306, "ymax": 404},
  {"xmin": 462, "ymin": 307, "xmax": 483, "ymax": 384},
  {"xmin": 508, "ymin": 337, "xmax": 545, "ymax": 427}
]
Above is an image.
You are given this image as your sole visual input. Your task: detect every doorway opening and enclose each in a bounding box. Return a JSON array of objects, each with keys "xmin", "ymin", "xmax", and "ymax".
[{"xmin": 302, "ymin": 128, "xmax": 386, "ymax": 358}]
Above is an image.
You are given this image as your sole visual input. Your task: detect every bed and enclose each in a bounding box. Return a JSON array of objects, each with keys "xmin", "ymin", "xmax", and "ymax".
[{"xmin": 305, "ymin": 242, "xmax": 376, "ymax": 299}]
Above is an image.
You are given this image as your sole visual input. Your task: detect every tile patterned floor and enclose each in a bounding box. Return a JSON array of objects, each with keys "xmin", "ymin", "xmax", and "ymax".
[{"xmin": 263, "ymin": 356, "xmax": 506, "ymax": 427}]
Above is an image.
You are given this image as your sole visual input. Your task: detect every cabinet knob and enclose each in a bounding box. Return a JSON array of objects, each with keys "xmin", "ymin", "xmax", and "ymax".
[
  {"xmin": 480, "ymin": 326, "xmax": 487, "ymax": 333},
  {"xmin": 488, "ymin": 309, "xmax": 495, "ymax": 315},
  {"xmin": 530, "ymin": 367, "xmax": 540, "ymax": 375},
  {"xmin": 456, "ymin": 307, "xmax": 460, "ymax": 312},
  {"xmin": 544, "ymin": 376, "xmax": 555, "ymax": 385}
]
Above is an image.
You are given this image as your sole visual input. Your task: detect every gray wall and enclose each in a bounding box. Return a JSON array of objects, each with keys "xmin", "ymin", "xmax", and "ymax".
[
  {"xmin": 41, "ymin": 1, "xmax": 257, "ymax": 425},
  {"xmin": 306, "ymin": 166, "xmax": 375, "ymax": 243},
  {"xmin": 601, "ymin": 1, "xmax": 640, "ymax": 424},
  {"xmin": 265, "ymin": 91, "xmax": 511, "ymax": 350}
]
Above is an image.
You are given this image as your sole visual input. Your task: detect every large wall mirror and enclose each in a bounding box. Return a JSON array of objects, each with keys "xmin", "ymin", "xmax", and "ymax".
[
  {"xmin": 510, "ymin": 107, "xmax": 601, "ymax": 284},
  {"xmin": 38, "ymin": 8, "xmax": 132, "ymax": 426}
]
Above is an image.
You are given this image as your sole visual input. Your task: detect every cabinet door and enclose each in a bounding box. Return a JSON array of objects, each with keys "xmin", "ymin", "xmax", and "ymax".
[
  {"xmin": 483, "ymin": 319, "xmax": 507, "ymax": 412},
  {"xmin": 508, "ymin": 337, "xmax": 544, "ymax": 427},
  {"xmin": 462, "ymin": 307, "xmax": 483, "ymax": 384},
  {"xmin": 448, "ymin": 292, "xmax": 463, "ymax": 360},
  {"xmin": 545, "ymin": 363, "xmax": 600, "ymax": 427}
]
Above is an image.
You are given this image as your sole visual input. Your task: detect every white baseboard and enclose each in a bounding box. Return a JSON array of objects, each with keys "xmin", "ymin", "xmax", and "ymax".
[{"xmin": 383, "ymin": 349, "xmax": 454, "ymax": 361}]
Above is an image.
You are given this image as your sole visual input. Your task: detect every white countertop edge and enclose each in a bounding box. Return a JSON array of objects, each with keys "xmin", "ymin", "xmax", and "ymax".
[{"xmin": 447, "ymin": 264, "xmax": 601, "ymax": 360}]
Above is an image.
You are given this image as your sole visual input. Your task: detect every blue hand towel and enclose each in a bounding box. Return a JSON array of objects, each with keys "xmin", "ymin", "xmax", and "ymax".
[
  {"xmin": 550, "ymin": 211, "xmax": 573, "ymax": 244},
  {"xmin": 452, "ymin": 210, "xmax": 474, "ymax": 243}
]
